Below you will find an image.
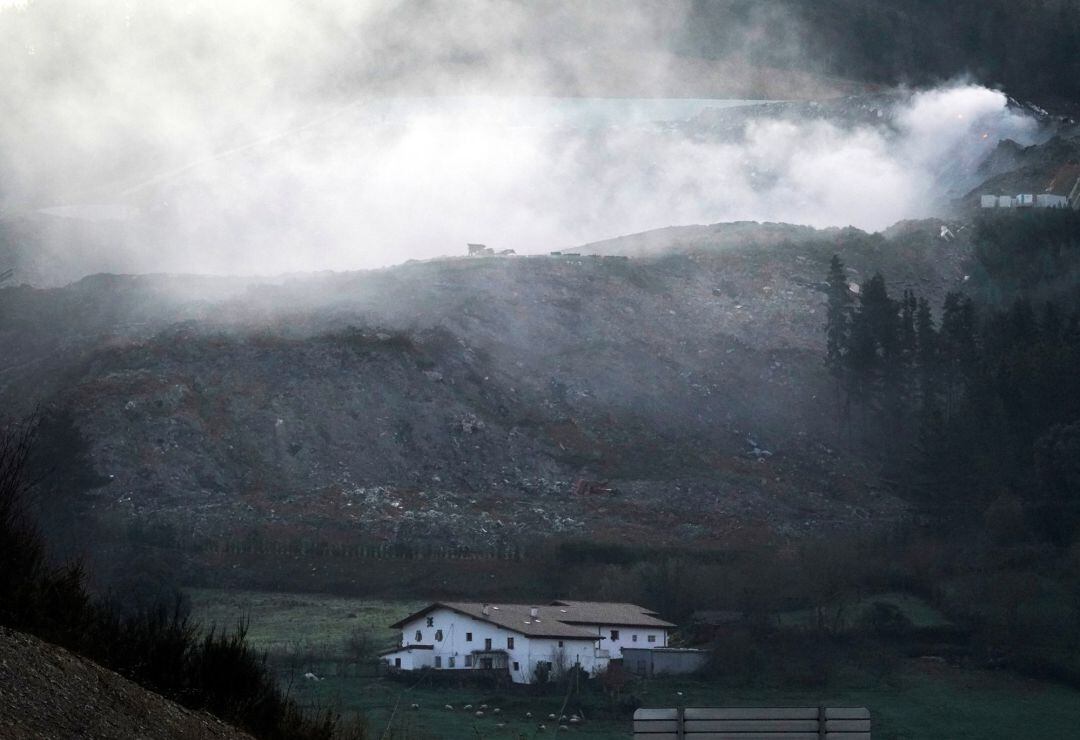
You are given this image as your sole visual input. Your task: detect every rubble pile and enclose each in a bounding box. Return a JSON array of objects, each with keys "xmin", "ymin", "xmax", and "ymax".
[{"xmin": 0, "ymin": 220, "xmax": 965, "ymax": 548}]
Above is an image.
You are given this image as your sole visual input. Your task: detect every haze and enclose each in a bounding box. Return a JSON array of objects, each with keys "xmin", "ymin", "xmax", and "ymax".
[{"xmin": 0, "ymin": 0, "xmax": 1042, "ymax": 280}]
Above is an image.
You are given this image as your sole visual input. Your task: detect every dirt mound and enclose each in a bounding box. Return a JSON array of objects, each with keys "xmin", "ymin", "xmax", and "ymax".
[{"xmin": 0, "ymin": 626, "xmax": 251, "ymax": 740}]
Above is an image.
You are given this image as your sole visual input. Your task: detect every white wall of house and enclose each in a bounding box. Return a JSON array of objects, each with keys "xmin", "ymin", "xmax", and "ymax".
[
  {"xmin": 382, "ymin": 647, "xmax": 435, "ymax": 671},
  {"xmin": 981, "ymin": 195, "xmax": 998, "ymax": 208},
  {"xmin": 573, "ymin": 624, "xmax": 668, "ymax": 659},
  {"xmin": 391, "ymin": 607, "xmax": 607, "ymax": 684}
]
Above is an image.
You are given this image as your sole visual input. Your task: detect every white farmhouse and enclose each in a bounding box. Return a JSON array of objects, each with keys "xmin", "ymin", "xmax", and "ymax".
[{"xmin": 382, "ymin": 600, "xmax": 674, "ymax": 684}]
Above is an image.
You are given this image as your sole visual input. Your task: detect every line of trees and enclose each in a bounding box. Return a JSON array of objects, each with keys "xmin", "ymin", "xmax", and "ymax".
[{"xmin": 825, "ymin": 211, "xmax": 1080, "ymax": 546}]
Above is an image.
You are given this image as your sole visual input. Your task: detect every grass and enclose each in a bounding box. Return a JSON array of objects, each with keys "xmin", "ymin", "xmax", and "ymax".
[
  {"xmin": 286, "ymin": 664, "xmax": 1080, "ymax": 740},
  {"xmin": 186, "ymin": 588, "xmax": 424, "ymax": 660}
]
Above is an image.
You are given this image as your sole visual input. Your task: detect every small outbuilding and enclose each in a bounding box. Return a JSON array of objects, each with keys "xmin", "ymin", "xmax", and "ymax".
[{"xmin": 621, "ymin": 647, "xmax": 708, "ymax": 677}]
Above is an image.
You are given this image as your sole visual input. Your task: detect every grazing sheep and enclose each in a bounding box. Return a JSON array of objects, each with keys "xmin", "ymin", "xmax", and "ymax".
[
  {"xmin": 559, "ymin": 725, "xmax": 569, "ymax": 732},
  {"xmin": 538, "ymin": 724, "xmax": 546, "ymax": 731},
  {"xmin": 474, "ymin": 711, "xmax": 484, "ymax": 718},
  {"xmin": 569, "ymin": 717, "xmax": 580, "ymax": 724},
  {"xmin": 548, "ymin": 714, "xmax": 557, "ymax": 720},
  {"xmin": 464, "ymin": 704, "xmax": 473, "ymax": 710},
  {"xmin": 525, "ymin": 712, "xmax": 532, "ymax": 718},
  {"xmin": 410, "ymin": 703, "xmax": 420, "ymax": 710},
  {"xmin": 492, "ymin": 708, "xmax": 501, "ymax": 714},
  {"xmin": 480, "ymin": 704, "xmax": 488, "ymax": 710},
  {"xmin": 444, "ymin": 705, "xmax": 453, "ymax": 711}
]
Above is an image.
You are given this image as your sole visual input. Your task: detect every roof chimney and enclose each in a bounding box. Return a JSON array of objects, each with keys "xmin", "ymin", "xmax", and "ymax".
[
  {"xmin": 482, "ymin": 603, "xmax": 490, "ymax": 616},
  {"xmin": 530, "ymin": 607, "xmax": 539, "ymax": 618}
]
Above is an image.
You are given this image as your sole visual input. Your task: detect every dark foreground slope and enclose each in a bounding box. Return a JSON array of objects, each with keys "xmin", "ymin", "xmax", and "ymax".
[
  {"xmin": 0, "ymin": 221, "xmax": 968, "ymax": 552},
  {"xmin": 0, "ymin": 626, "xmax": 250, "ymax": 740}
]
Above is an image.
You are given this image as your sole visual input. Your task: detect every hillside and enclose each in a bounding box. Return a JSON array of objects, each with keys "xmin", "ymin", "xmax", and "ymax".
[
  {"xmin": 0, "ymin": 220, "xmax": 970, "ymax": 556},
  {"xmin": 0, "ymin": 626, "xmax": 250, "ymax": 740},
  {"xmin": 679, "ymin": 0, "xmax": 1080, "ymax": 110}
]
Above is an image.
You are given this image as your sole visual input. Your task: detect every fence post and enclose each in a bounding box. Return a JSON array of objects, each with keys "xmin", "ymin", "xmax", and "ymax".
[
  {"xmin": 818, "ymin": 706, "xmax": 826, "ymax": 739},
  {"xmin": 676, "ymin": 707, "xmax": 685, "ymax": 740}
]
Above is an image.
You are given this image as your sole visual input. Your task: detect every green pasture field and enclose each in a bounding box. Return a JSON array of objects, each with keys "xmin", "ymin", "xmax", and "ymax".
[
  {"xmin": 292, "ymin": 667, "xmax": 1080, "ymax": 740},
  {"xmin": 186, "ymin": 587, "xmax": 423, "ymax": 659}
]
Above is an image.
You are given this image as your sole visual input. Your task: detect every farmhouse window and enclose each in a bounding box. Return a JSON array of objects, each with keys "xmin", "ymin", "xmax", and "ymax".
[
  {"xmin": 414, "ymin": 630, "xmax": 422, "ymax": 642},
  {"xmin": 513, "ymin": 661, "xmax": 520, "ymax": 671},
  {"xmin": 435, "ymin": 630, "xmax": 443, "ymax": 641},
  {"xmin": 648, "ymin": 634, "xmax": 656, "ymax": 643},
  {"xmin": 632, "ymin": 634, "xmax": 638, "ymax": 642},
  {"xmin": 485, "ymin": 638, "xmax": 492, "ymax": 650},
  {"xmin": 426, "ymin": 617, "xmax": 434, "ymax": 627},
  {"xmin": 394, "ymin": 658, "xmax": 401, "ymax": 668},
  {"xmin": 435, "ymin": 656, "xmax": 442, "ymax": 668},
  {"xmin": 466, "ymin": 632, "xmax": 473, "ymax": 642},
  {"xmin": 465, "ymin": 655, "xmax": 473, "ymax": 667},
  {"xmin": 610, "ymin": 629, "xmax": 619, "ymax": 640},
  {"xmin": 507, "ymin": 637, "xmax": 514, "ymax": 649},
  {"xmin": 449, "ymin": 656, "xmax": 455, "ymax": 668}
]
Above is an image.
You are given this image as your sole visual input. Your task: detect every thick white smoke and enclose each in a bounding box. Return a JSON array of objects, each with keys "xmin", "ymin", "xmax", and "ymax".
[{"xmin": 0, "ymin": 1, "xmax": 1043, "ymax": 281}]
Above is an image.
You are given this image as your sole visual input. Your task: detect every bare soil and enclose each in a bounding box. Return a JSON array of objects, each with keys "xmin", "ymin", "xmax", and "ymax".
[{"xmin": 0, "ymin": 626, "xmax": 251, "ymax": 740}]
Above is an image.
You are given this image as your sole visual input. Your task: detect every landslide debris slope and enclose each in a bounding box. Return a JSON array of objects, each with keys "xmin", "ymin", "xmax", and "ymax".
[
  {"xmin": 0, "ymin": 626, "xmax": 251, "ymax": 740},
  {"xmin": 0, "ymin": 221, "xmax": 969, "ymax": 548}
]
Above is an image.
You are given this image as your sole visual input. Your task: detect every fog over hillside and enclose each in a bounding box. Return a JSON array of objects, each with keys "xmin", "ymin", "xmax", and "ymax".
[{"xmin": 0, "ymin": 0, "xmax": 1047, "ymax": 283}]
